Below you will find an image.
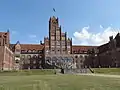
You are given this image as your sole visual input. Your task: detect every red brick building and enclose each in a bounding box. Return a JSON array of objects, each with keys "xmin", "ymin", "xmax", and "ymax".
[
  {"xmin": 96, "ymin": 33, "xmax": 120, "ymax": 68},
  {"xmin": 0, "ymin": 31, "xmax": 14, "ymax": 70},
  {"xmin": 0, "ymin": 16, "xmax": 98, "ymax": 70}
]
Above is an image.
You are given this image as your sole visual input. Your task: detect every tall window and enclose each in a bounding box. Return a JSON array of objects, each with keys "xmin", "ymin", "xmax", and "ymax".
[
  {"xmin": 56, "ymin": 31, "xmax": 60, "ymax": 35},
  {"xmin": 33, "ymin": 60, "xmax": 36, "ymax": 64},
  {"xmin": 51, "ymin": 36, "xmax": 55, "ymax": 40}
]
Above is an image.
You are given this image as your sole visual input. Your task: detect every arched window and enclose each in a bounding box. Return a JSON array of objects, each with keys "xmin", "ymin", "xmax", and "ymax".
[
  {"xmin": 27, "ymin": 55, "xmax": 31, "ymax": 59},
  {"xmin": 33, "ymin": 55, "xmax": 37, "ymax": 58},
  {"xmin": 85, "ymin": 56, "xmax": 87, "ymax": 59},
  {"xmin": 21, "ymin": 55, "xmax": 25, "ymax": 59},
  {"xmin": 75, "ymin": 55, "xmax": 78, "ymax": 58},
  {"xmin": 80, "ymin": 55, "xmax": 83, "ymax": 58}
]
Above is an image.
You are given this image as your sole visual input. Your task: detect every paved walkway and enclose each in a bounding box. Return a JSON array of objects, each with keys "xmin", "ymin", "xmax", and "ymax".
[{"xmin": 77, "ymin": 73, "xmax": 120, "ymax": 78}]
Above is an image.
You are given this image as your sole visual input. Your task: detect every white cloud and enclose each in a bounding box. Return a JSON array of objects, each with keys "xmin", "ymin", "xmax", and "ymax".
[
  {"xmin": 73, "ymin": 26, "xmax": 119, "ymax": 46},
  {"xmin": 29, "ymin": 34, "xmax": 37, "ymax": 38}
]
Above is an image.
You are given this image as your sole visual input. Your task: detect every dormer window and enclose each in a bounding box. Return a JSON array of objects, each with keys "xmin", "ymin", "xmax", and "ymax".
[
  {"xmin": 33, "ymin": 49, "xmax": 36, "ymax": 52},
  {"xmin": 21, "ymin": 50, "xmax": 26, "ymax": 53},
  {"xmin": 28, "ymin": 50, "xmax": 32, "ymax": 53}
]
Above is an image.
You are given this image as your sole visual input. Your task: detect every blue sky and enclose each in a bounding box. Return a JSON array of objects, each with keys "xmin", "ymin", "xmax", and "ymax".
[{"xmin": 0, "ymin": 0, "xmax": 120, "ymax": 45}]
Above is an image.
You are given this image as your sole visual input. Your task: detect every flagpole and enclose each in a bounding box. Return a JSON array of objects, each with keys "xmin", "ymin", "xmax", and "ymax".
[{"xmin": 52, "ymin": 8, "xmax": 56, "ymax": 17}]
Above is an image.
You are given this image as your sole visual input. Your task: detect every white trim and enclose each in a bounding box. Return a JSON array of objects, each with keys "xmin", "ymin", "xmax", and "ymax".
[{"xmin": 5, "ymin": 46, "xmax": 13, "ymax": 55}]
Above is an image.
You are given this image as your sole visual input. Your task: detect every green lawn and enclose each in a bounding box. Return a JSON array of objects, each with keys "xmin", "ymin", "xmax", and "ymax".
[
  {"xmin": 93, "ymin": 68, "xmax": 120, "ymax": 75},
  {"xmin": 0, "ymin": 74, "xmax": 120, "ymax": 90},
  {"xmin": 0, "ymin": 69, "xmax": 55, "ymax": 76}
]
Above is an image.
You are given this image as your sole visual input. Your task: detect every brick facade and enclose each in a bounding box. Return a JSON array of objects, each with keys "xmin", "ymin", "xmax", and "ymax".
[
  {"xmin": 0, "ymin": 16, "xmax": 100, "ymax": 70},
  {"xmin": 0, "ymin": 46, "xmax": 14, "ymax": 70},
  {"xmin": 0, "ymin": 31, "xmax": 14, "ymax": 70}
]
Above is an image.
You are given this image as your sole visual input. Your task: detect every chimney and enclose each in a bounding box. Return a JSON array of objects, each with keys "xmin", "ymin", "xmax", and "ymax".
[
  {"xmin": 109, "ymin": 36, "xmax": 113, "ymax": 41},
  {"xmin": 40, "ymin": 41, "xmax": 42, "ymax": 45}
]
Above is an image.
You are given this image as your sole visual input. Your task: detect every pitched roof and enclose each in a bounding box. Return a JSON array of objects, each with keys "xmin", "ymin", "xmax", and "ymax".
[
  {"xmin": 20, "ymin": 44, "xmax": 44, "ymax": 50},
  {"xmin": 72, "ymin": 45, "xmax": 98, "ymax": 54},
  {"xmin": 72, "ymin": 45, "xmax": 97, "ymax": 50},
  {"xmin": 10, "ymin": 44, "xmax": 44, "ymax": 51}
]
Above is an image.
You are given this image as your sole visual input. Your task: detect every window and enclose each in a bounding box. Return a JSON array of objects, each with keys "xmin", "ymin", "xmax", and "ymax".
[
  {"xmin": 75, "ymin": 56, "xmax": 78, "ymax": 58},
  {"xmin": 16, "ymin": 49, "xmax": 20, "ymax": 52},
  {"xmin": 33, "ymin": 66, "xmax": 36, "ymax": 69},
  {"xmin": 33, "ymin": 49, "xmax": 36, "ymax": 52},
  {"xmin": 16, "ymin": 59, "xmax": 19, "ymax": 63},
  {"xmin": 51, "ymin": 41, "xmax": 55, "ymax": 45},
  {"xmin": 27, "ymin": 60, "xmax": 30, "ymax": 64},
  {"xmin": 38, "ymin": 50, "xmax": 42, "ymax": 53},
  {"xmin": 33, "ymin": 55, "xmax": 37, "ymax": 58},
  {"xmin": 38, "ymin": 55, "xmax": 42, "ymax": 58},
  {"xmin": 85, "ymin": 56, "xmax": 87, "ymax": 59},
  {"xmin": 63, "ymin": 49, "xmax": 65, "ymax": 51},
  {"xmin": 28, "ymin": 50, "xmax": 32, "ymax": 53},
  {"xmin": 39, "ymin": 65, "xmax": 41, "ymax": 69},
  {"xmin": 33, "ymin": 60, "xmax": 36, "ymax": 64},
  {"xmin": 39, "ymin": 61, "xmax": 41, "ymax": 64},
  {"xmin": 67, "ymin": 46, "xmax": 70, "ymax": 48},
  {"xmin": 61, "ymin": 37, "xmax": 65, "ymax": 40},
  {"xmin": 80, "ymin": 55, "xmax": 83, "ymax": 58},
  {"xmin": 62, "ymin": 46, "xmax": 65, "ymax": 48},
  {"xmin": 27, "ymin": 55, "xmax": 31, "ymax": 59},
  {"xmin": 21, "ymin": 55, "xmax": 25, "ymax": 59},
  {"xmin": 56, "ymin": 41, "xmax": 60, "ymax": 45},
  {"xmin": 51, "ymin": 32, "xmax": 55, "ymax": 35},
  {"xmin": 56, "ymin": 45, "xmax": 60, "ymax": 48},
  {"xmin": 56, "ymin": 31, "xmax": 60, "ymax": 35},
  {"xmin": 16, "ymin": 55, "xmax": 20, "ymax": 58},
  {"xmin": 61, "ymin": 41, "xmax": 65, "ymax": 45},
  {"xmin": 68, "ymin": 51, "xmax": 70, "ymax": 54},
  {"xmin": 21, "ymin": 50, "xmax": 26, "ymax": 53},
  {"xmin": 51, "ymin": 36, "xmax": 55, "ymax": 40},
  {"xmin": 56, "ymin": 36, "xmax": 60, "ymax": 40}
]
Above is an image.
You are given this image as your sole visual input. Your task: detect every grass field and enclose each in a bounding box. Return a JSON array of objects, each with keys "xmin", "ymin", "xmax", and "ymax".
[
  {"xmin": 1, "ymin": 74, "xmax": 120, "ymax": 90},
  {"xmin": 93, "ymin": 68, "xmax": 120, "ymax": 75},
  {"xmin": 0, "ymin": 69, "xmax": 55, "ymax": 76},
  {"xmin": 1, "ymin": 69, "xmax": 120, "ymax": 90}
]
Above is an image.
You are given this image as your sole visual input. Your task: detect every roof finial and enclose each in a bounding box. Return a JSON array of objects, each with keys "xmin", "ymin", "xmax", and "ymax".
[{"xmin": 7, "ymin": 28, "xmax": 10, "ymax": 32}]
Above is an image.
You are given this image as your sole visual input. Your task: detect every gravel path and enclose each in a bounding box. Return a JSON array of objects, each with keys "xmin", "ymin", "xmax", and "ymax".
[{"xmin": 77, "ymin": 73, "xmax": 120, "ymax": 78}]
